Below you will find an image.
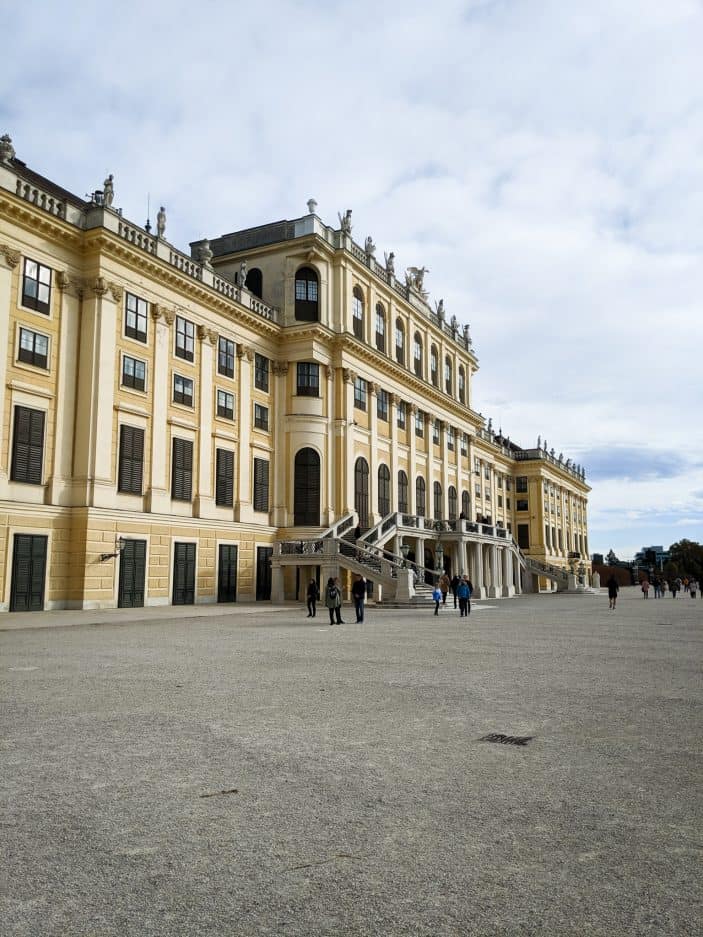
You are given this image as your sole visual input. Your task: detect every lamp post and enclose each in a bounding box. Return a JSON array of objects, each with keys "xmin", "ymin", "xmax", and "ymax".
[{"xmin": 400, "ymin": 542, "xmax": 410, "ymax": 567}]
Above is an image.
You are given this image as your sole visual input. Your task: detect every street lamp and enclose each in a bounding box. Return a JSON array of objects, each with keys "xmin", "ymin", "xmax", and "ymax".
[
  {"xmin": 400, "ymin": 542, "xmax": 410, "ymax": 567},
  {"xmin": 100, "ymin": 536, "xmax": 126, "ymax": 562},
  {"xmin": 435, "ymin": 543, "xmax": 444, "ymax": 572}
]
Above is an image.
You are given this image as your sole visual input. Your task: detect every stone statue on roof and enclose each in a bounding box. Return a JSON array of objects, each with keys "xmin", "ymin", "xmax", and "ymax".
[
  {"xmin": 406, "ymin": 266, "xmax": 428, "ymax": 294},
  {"xmin": 156, "ymin": 206, "xmax": 166, "ymax": 239},
  {"xmin": 384, "ymin": 251, "xmax": 395, "ymax": 276},
  {"xmin": 435, "ymin": 298, "xmax": 445, "ymax": 321},
  {"xmin": 338, "ymin": 209, "xmax": 352, "ymax": 233},
  {"xmin": 364, "ymin": 235, "xmax": 376, "ymax": 256},
  {"xmin": 103, "ymin": 174, "xmax": 114, "ymax": 208},
  {"xmin": 0, "ymin": 134, "xmax": 15, "ymax": 163},
  {"xmin": 239, "ymin": 259, "xmax": 247, "ymax": 288}
]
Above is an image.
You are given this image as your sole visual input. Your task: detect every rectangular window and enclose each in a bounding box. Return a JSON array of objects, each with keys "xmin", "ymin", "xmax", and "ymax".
[
  {"xmin": 498, "ymin": 495, "xmax": 503, "ymax": 508},
  {"xmin": 217, "ymin": 389, "xmax": 234, "ymax": 419},
  {"xmin": 474, "ymin": 457, "xmax": 481, "ymax": 474},
  {"xmin": 173, "ymin": 374, "xmax": 194, "ymax": 407},
  {"xmin": 498, "ymin": 476, "xmax": 503, "ymax": 489},
  {"xmin": 21, "ymin": 258, "xmax": 52, "ymax": 314},
  {"xmin": 118, "ymin": 425, "xmax": 144, "ymax": 494},
  {"xmin": 296, "ymin": 362, "xmax": 319, "ymax": 397},
  {"xmin": 175, "ymin": 315, "xmax": 195, "ymax": 361},
  {"xmin": 507, "ymin": 497, "xmax": 511, "ymax": 509},
  {"xmin": 475, "ymin": 483, "xmax": 481, "ymax": 496},
  {"xmin": 447, "ymin": 427, "xmax": 455, "ymax": 451},
  {"xmin": 516, "ymin": 476, "xmax": 528, "ymax": 493},
  {"xmin": 506, "ymin": 478, "xmax": 512, "ymax": 491},
  {"xmin": 253, "ymin": 457, "xmax": 269, "ymax": 512},
  {"xmin": 516, "ymin": 499, "xmax": 529, "ymax": 511},
  {"xmin": 375, "ymin": 311, "xmax": 385, "ymax": 351},
  {"xmin": 215, "ymin": 448, "xmax": 234, "ymax": 507},
  {"xmin": 432, "ymin": 421, "xmax": 440, "ymax": 445},
  {"xmin": 517, "ymin": 523, "xmax": 530, "ymax": 549},
  {"xmin": 397, "ymin": 401, "xmax": 406, "ymax": 430},
  {"xmin": 461, "ymin": 434, "xmax": 468, "ymax": 456},
  {"xmin": 254, "ymin": 403, "xmax": 269, "ymax": 430},
  {"xmin": 415, "ymin": 409, "xmax": 424, "ymax": 437},
  {"xmin": 125, "ymin": 292, "xmax": 148, "ymax": 343},
  {"xmin": 377, "ymin": 389, "xmax": 389, "ymax": 421},
  {"xmin": 11, "ymin": 406, "xmax": 44, "ymax": 484},
  {"xmin": 354, "ymin": 377, "xmax": 367, "ymax": 411},
  {"xmin": 171, "ymin": 438, "xmax": 193, "ymax": 501},
  {"xmin": 254, "ymin": 354, "xmax": 269, "ymax": 391},
  {"xmin": 121, "ymin": 354, "xmax": 146, "ymax": 391},
  {"xmin": 18, "ymin": 327, "xmax": 49, "ymax": 369},
  {"xmin": 484, "ymin": 465, "xmax": 491, "ymax": 480},
  {"xmin": 218, "ymin": 337, "xmax": 235, "ymax": 378},
  {"xmin": 395, "ymin": 325, "xmax": 404, "ymax": 364}
]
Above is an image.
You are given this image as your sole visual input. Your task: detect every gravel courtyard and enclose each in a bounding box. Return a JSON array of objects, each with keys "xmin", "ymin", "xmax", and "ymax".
[{"xmin": 2, "ymin": 588, "xmax": 701, "ymax": 936}]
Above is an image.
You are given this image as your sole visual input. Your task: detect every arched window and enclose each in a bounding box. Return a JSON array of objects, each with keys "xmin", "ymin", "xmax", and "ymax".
[
  {"xmin": 433, "ymin": 481, "xmax": 442, "ymax": 520},
  {"xmin": 295, "ymin": 266, "xmax": 319, "ymax": 321},
  {"xmin": 294, "ymin": 448, "xmax": 320, "ymax": 525},
  {"xmin": 354, "ymin": 457, "xmax": 370, "ymax": 527},
  {"xmin": 416, "ymin": 475, "xmax": 426, "ymax": 517},
  {"xmin": 375, "ymin": 303, "xmax": 386, "ymax": 352},
  {"xmin": 378, "ymin": 464, "xmax": 390, "ymax": 516},
  {"xmin": 458, "ymin": 366, "xmax": 466, "ymax": 404},
  {"xmin": 445, "ymin": 356, "xmax": 453, "ymax": 395},
  {"xmin": 245, "ymin": 267, "xmax": 263, "ymax": 299},
  {"xmin": 448, "ymin": 486, "xmax": 458, "ymax": 520},
  {"xmin": 395, "ymin": 319, "xmax": 405, "ymax": 365},
  {"xmin": 413, "ymin": 333, "xmax": 423, "ymax": 378},
  {"xmin": 430, "ymin": 345, "xmax": 438, "ymax": 386},
  {"xmin": 461, "ymin": 490, "xmax": 470, "ymax": 518},
  {"xmin": 352, "ymin": 287, "xmax": 364, "ymax": 340},
  {"xmin": 398, "ymin": 470, "xmax": 408, "ymax": 514}
]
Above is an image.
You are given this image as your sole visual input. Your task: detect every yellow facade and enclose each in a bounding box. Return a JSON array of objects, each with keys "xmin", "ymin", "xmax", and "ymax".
[{"xmin": 0, "ymin": 137, "xmax": 590, "ymax": 611}]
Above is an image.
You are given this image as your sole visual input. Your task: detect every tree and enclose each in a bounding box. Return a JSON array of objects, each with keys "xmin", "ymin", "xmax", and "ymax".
[
  {"xmin": 606, "ymin": 549, "xmax": 619, "ymax": 566},
  {"xmin": 668, "ymin": 540, "xmax": 703, "ymax": 580}
]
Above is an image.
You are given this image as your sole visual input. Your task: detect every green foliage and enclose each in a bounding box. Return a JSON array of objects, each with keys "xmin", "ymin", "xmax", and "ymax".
[
  {"xmin": 668, "ymin": 540, "xmax": 703, "ymax": 580},
  {"xmin": 663, "ymin": 560, "xmax": 680, "ymax": 581}
]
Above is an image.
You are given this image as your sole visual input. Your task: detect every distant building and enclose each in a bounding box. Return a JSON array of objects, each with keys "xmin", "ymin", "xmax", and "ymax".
[{"xmin": 634, "ymin": 546, "xmax": 669, "ymax": 569}]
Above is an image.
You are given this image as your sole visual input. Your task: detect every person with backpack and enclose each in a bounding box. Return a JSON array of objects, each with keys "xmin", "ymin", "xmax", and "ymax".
[
  {"xmin": 457, "ymin": 576, "xmax": 473, "ymax": 617},
  {"xmin": 324, "ymin": 577, "xmax": 343, "ymax": 625},
  {"xmin": 306, "ymin": 578, "xmax": 319, "ymax": 617},
  {"xmin": 432, "ymin": 584, "xmax": 442, "ymax": 616}
]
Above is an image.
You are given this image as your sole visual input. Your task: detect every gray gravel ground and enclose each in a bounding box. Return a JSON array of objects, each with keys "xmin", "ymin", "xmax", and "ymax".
[{"xmin": 2, "ymin": 588, "xmax": 702, "ymax": 936}]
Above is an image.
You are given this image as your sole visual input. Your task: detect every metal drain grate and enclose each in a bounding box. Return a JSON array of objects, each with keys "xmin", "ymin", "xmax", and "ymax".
[{"xmin": 479, "ymin": 733, "xmax": 534, "ymax": 746}]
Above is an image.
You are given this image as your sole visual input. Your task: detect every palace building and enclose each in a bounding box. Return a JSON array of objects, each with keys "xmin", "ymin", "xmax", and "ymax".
[{"xmin": 0, "ymin": 134, "xmax": 591, "ymax": 611}]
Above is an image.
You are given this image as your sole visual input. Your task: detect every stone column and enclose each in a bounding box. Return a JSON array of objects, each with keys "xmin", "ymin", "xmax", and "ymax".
[
  {"xmin": 439, "ymin": 419, "xmax": 449, "ymax": 519},
  {"xmin": 73, "ymin": 277, "xmax": 119, "ymax": 507},
  {"xmin": 368, "ymin": 381, "xmax": 378, "ymax": 523},
  {"xmin": 195, "ymin": 326, "xmax": 217, "ymax": 517},
  {"xmin": 343, "ymin": 368, "xmax": 356, "ymax": 515},
  {"xmin": 271, "ymin": 361, "xmax": 289, "ymax": 527},
  {"xmin": 147, "ymin": 305, "xmax": 174, "ymax": 513},
  {"xmin": 474, "ymin": 542, "xmax": 485, "ymax": 598},
  {"xmin": 389, "ymin": 393, "xmax": 398, "ymax": 512},
  {"xmin": 235, "ymin": 345, "xmax": 254, "ymax": 522},
  {"xmin": 324, "ymin": 365, "xmax": 335, "ymax": 525},
  {"xmin": 487, "ymin": 544, "xmax": 500, "ymax": 598},
  {"xmin": 408, "ymin": 404, "xmax": 417, "ymax": 513},
  {"xmin": 501, "ymin": 547, "xmax": 514, "ymax": 597},
  {"xmin": 0, "ymin": 246, "xmax": 20, "ymax": 495},
  {"xmin": 47, "ymin": 272, "xmax": 82, "ymax": 505}
]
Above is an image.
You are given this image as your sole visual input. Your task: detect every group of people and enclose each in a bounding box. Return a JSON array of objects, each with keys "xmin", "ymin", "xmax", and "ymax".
[
  {"xmin": 606, "ymin": 575, "xmax": 700, "ymax": 608},
  {"xmin": 433, "ymin": 573, "xmax": 474, "ymax": 617},
  {"xmin": 306, "ymin": 574, "xmax": 368, "ymax": 625}
]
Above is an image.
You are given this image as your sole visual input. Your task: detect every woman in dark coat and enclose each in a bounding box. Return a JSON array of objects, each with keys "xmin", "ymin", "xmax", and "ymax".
[{"xmin": 606, "ymin": 575, "xmax": 619, "ymax": 609}]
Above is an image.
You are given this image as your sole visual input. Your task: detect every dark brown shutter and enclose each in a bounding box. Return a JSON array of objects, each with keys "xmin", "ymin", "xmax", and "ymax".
[
  {"xmin": 253, "ymin": 458, "xmax": 269, "ymax": 512},
  {"xmin": 118, "ymin": 426, "xmax": 144, "ymax": 494},
  {"xmin": 172, "ymin": 438, "xmax": 193, "ymax": 501},
  {"xmin": 216, "ymin": 449, "xmax": 234, "ymax": 506},
  {"xmin": 11, "ymin": 406, "xmax": 45, "ymax": 484}
]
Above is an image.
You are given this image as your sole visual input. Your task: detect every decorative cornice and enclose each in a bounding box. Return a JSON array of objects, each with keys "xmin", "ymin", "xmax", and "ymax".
[
  {"xmin": 197, "ymin": 325, "xmax": 217, "ymax": 345},
  {"xmin": 0, "ymin": 243, "xmax": 20, "ymax": 269},
  {"xmin": 108, "ymin": 282, "xmax": 123, "ymax": 303},
  {"xmin": 237, "ymin": 344, "xmax": 254, "ymax": 362},
  {"xmin": 91, "ymin": 276, "xmax": 108, "ymax": 298},
  {"xmin": 151, "ymin": 303, "xmax": 175, "ymax": 325}
]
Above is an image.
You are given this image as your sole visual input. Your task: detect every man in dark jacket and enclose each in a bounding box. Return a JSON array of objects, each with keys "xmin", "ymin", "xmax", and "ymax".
[{"xmin": 351, "ymin": 575, "xmax": 367, "ymax": 623}]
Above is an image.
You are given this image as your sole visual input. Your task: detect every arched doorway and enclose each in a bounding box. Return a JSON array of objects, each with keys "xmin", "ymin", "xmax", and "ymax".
[
  {"xmin": 354, "ymin": 457, "xmax": 369, "ymax": 527},
  {"xmin": 294, "ymin": 447, "xmax": 320, "ymax": 525}
]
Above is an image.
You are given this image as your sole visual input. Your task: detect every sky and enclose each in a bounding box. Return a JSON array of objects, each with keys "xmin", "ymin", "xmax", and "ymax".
[{"xmin": 2, "ymin": 0, "xmax": 702, "ymax": 559}]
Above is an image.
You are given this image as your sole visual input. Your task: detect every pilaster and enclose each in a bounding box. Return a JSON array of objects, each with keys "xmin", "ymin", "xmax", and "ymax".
[
  {"xmin": 389, "ymin": 393, "xmax": 398, "ymax": 512},
  {"xmin": 368, "ymin": 380, "xmax": 378, "ymax": 523},
  {"xmin": 147, "ymin": 305, "xmax": 174, "ymax": 513},
  {"xmin": 0, "ymin": 246, "xmax": 20, "ymax": 492},
  {"xmin": 343, "ymin": 368, "xmax": 356, "ymax": 516},
  {"xmin": 271, "ymin": 361, "xmax": 289, "ymax": 526},
  {"xmin": 195, "ymin": 326, "xmax": 217, "ymax": 516},
  {"xmin": 408, "ymin": 404, "xmax": 417, "ymax": 512},
  {"xmin": 235, "ymin": 345, "xmax": 254, "ymax": 522}
]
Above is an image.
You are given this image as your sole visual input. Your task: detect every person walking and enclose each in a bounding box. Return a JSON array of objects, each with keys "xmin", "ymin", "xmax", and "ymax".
[
  {"xmin": 439, "ymin": 573, "xmax": 451, "ymax": 605},
  {"xmin": 606, "ymin": 575, "xmax": 619, "ymax": 609},
  {"xmin": 306, "ymin": 578, "xmax": 319, "ymax": 617},
  {"xmin": 432, "ymin": 584, "xmax": 442, "ymax": 616},
  {"xmin": 333, "ymin": 577, "xmax": 345, "ymax": 623},
  {"xmin": 690, "ymin": 579, "xmax": 698, "ymax": 599},
  {"xmin": 457, "ymin": 577, "xmax": 470, "ymax": 617},
  {"xmin": 450, "ymin": 574, "xmax": 460, "ymax": 609},
  {"xmin": 351, "ymin": 574, "xmax": 366, "ymax": 623},
  {"xmin": 324, "ymin": 577, "xmax": 342, "ymax": 625},
  {"xmin": 641, "ymin": 579, "xmax": 650, "ymax": 599}
]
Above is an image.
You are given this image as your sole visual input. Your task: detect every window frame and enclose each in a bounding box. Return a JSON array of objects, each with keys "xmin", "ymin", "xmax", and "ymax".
[
  {"xmin": 375, "ymin": 304, "xmax": 386, "ymax": 352},
  {"xmin": 395, "ymin": 319, "xmax": 405, "ymax": 365},
  {"xmin": 21, "ymin": 257, "xmax": 52, "ymax": 315},
  {"xmin": 352, "ymin": 287, "xmax": 364, "ymax": 340},
  {"xmin": 171, "ymin": 437, "xmax": 193, "ymax": 501},
  {"xmin": 173, "ymin": 373, "xmax": 194, "ymax": 407},
  {"xmin": 118, "ymin": 424, "xmax": 144, "ymax": 494},
  {"xmin": 354, "ymin": 376, "xmax": 367, "ymax": 411},
  {"xmin": 296, "ymin": 362, "xmax": 320, "ymax": 397},
  {"xmin": 125, "ymin": 292, "xmax": 148, "ymax": 344},
  {"xmin": 10, "ymin": 405, "xmax": 45, "ymax": 485},
  {"xmin": 216, "ymin": 389, "xmax": 235, "ymax": 420},
  {"xmin": 121, "ymin": 353, "xmax": 146, "ymax": 392},
  {"xmin": 254, "ymin": 353, "xmax": 269, "ymax": 392},
  {"xmin": 17, "ymin": 326, "xmax": 49, "ymax": 369},
  {"xmin": 175, "ymin": 315, "xmax": 195, "ymax": 362},
  {"xmin": 215, "ymin": 448, "xmax": 234, "ymax": 507},
  {"xmin": 218, "ymin": 336, "xmax": 235, "ymax": 378},
  {"xmin": 376, "ymin": 388, "xmax": 389, "ymax": 422},
  {"xmin": 253, "ymin": 457, "xmax": 270, "ymax": 512},
  {"xmin": 254, "ymin": 403, "xmax": 269, "ymax": 430}
]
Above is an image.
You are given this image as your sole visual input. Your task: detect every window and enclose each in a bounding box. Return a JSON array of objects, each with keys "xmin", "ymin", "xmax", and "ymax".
[
  {"xmin": 498, "ymin": 476, "xmax": 503, "ymax": 489},
  {"xmin": 171, "ymin": 438, "xmax": 193, "ymax": 501},
  {"xmin": 416, "ymin": 476, "xmax": 426, "ymax": 517},
  {"xmin": 217, "ymin": 389, "xmax": 235, "ymax": 420},
  {"xmin": 516, "ymin": 499, "xmax": 529, "ymax": 511},
  {"xmin": 375, "ymin": 304, "xmax": 386, "ymax": 352},
  {"xmin": 462, "ymin": 490, "xmax": 470, "ymax": 517},
  {"xmin": 506, "ymin": 478, "xmax": 512, "ymax": 491},
  {"xmin": 517, "ymin": 524, "xmax": 530, "ymax": 549},
  {"xmin": 498, "ymin": 495, "xmax": 503, "ymax": 508},
  {"xmin": 475, "ymin": 483, "xmax": 481, "ymax": 496},
  {"xmin": 175, "ymin": 316, "xmax": 194, "ymax": 361},
  {"xmin": 253, "ymin": 458, "xmax": 269, "ymax": 512},
  {"xmin": 218, "ymin": 337, "xmax": 235, "ymax": 378},
  {"xmin": 352, "ymin": 287, "xmax": 364, "ymax": 340},
  {"xmin": 21, "ymin": 258, "xmax": 52, "ymax": 314},
  {"xmin": 398, "ymin": 470, "xmax": 408, "ymax": 513},
  {"xmin": 378, "ymin": 464, "xmax": 390, "ymax": 516},
  {"xmin": 444, "ymin": 356, "xmax": 453, "ymax": 394},
  {"xmin": 507, "ymin": 497, "xmax": 511, "ymax": 509},
  {"xmin": 430, "ymin": 346, "xmax": 438, "ymax": 386},
  {"xmin": 254, "ymin": 403, "xmax": 269, "ymax": 430},
  {"xmin": 458, "ymin": 366, "xmax": 466, "ymax": 404},
  {"xmin": 461, "ymin": 433, "xmax": 468, "ymax": 456},
  {"xmin": 474, "ymin": 457, "xmax": 481, "ymax": 474},
  {"xmin": 11, "ymin": 406, "xmax": 44, "ymax": 484},
  {"xmin": 397, "ymin": 401, "xmax": 406, "ymax": 430},
  {"xmin": 173, "ymin": 374, "xmax": 194, "ymax": 407},
  {"xmin": 354, "ymin": 376, "xmax": 367, "ymax": 411},
  {"xmin": 121, "ymin": 354, "xmax": 146, "ymax": 391},
  {"xmin": 484, "ymin": 465, "xmax": 491, "ymax": 480},
  {"xmin": 215, "ymin": 448, "xmax": 234, "ymax": 507},
  {"xmin": 18, "ymin": 327, "xmax": 48, "ymax": 369},
  {"xmin": 296, "ymin": 362, "xmax": 319, "ymax": 396},
  {"xmin": 295, "ymin": 267, "xmax": 319, "ymax": 321},
  {"xmin": 118, "ymin": 425, "xmax": 144, "ymax": 494},
  {"xmin": 125, "ymin": 292, "xmax": 147, "ymax": 343},
  {"xmin": 254, "ymin": 354, "xmax": 269, "ymax": 391},
  {"xmin": 246, "ymin": 268, "xmax": 263, "ymax": 298},
  {"xmin": 448, "ymin": 486, "xmax": 458, "ymax": 520},
  {"xmin": 415, "ymin": 409, "xmax": 424, "ymax": 437},
  {"xmin": 447, "ymin": 427, "xmax": 455, "ymax": 451},
  {"xmin": 413, "ymin": 334, "xmax": 423, "ymax": 378},
  {"xmin": 433, "ymin": 481, "xmax": 442, "ymax": 520},
  {"xmin": 395, "ymin": 319, "xmax": 405, "ymax": 365},
  {"xmin": 516, "ymin": 476, "xmax": 528, "ymax": 493},
  {"xmin": 432, "ymin": 421, "xmax": 440, "ymax": 445},
  {"xmin": 377, "ymin": 388, "xmax": 389, "ymax": 421}
]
